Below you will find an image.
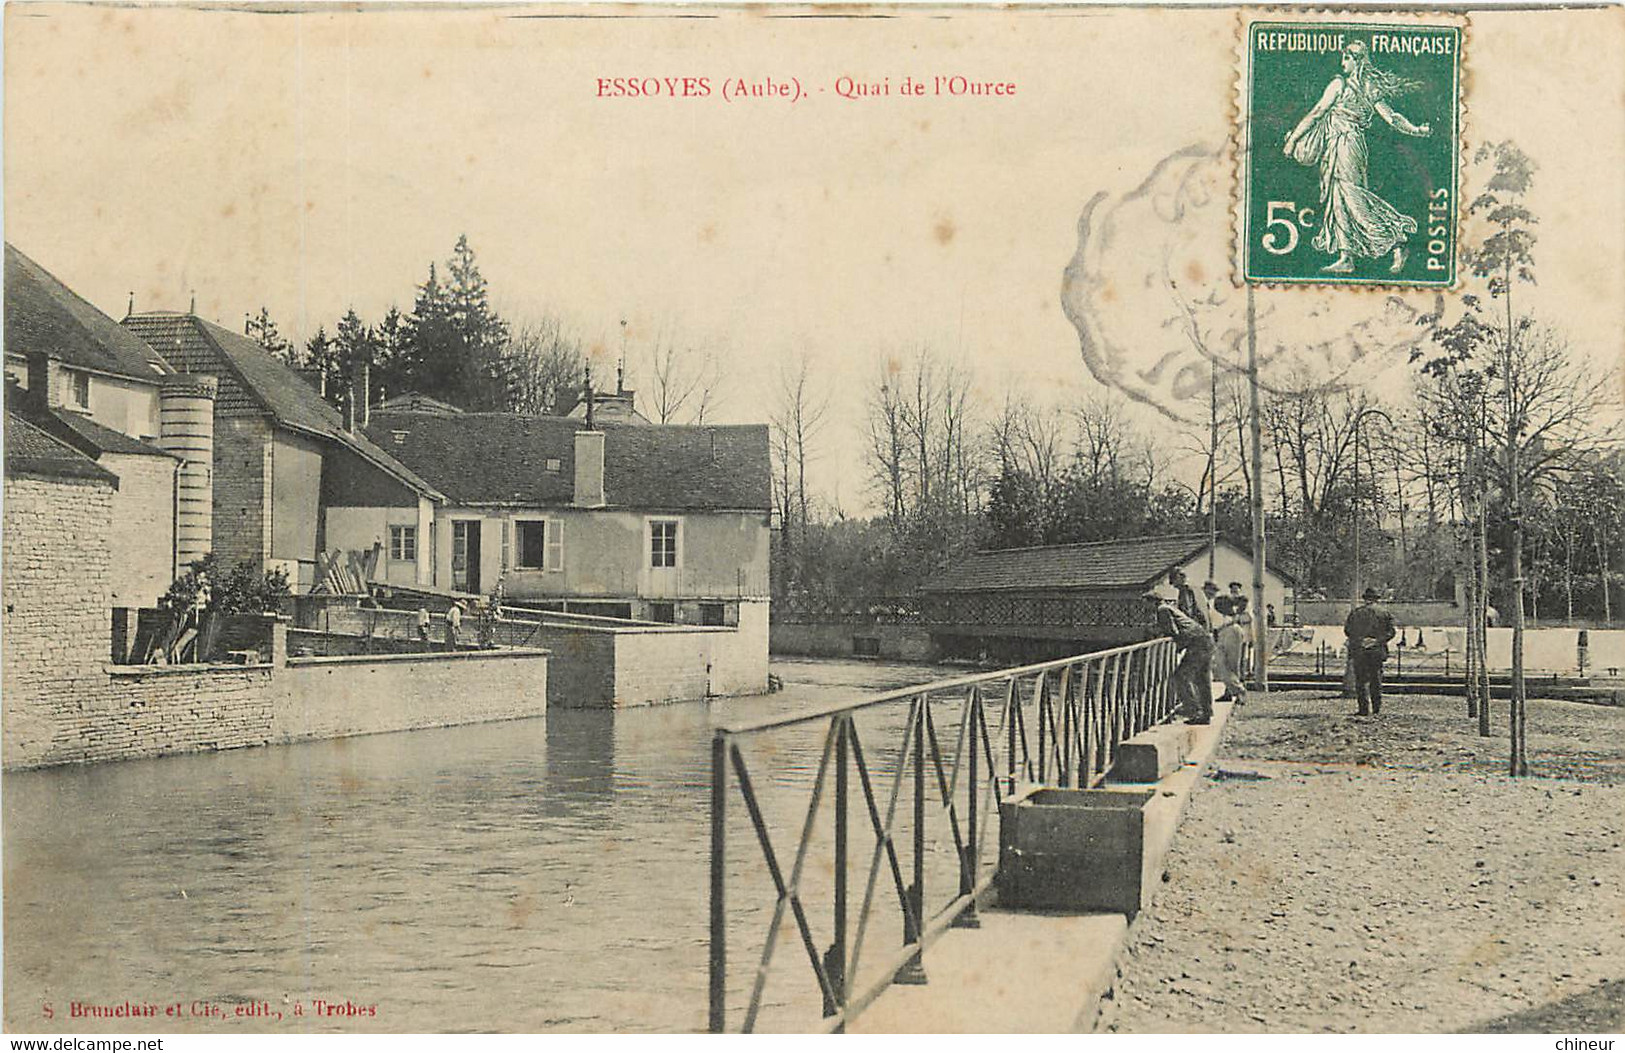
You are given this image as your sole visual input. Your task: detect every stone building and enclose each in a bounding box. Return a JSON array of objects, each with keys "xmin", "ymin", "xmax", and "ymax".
[
  {"xmin": 3, "ymin": 244, "xmax": 198, "ymax": 608},
  {"xmin": 121, "ymin": 311, "xmax": 443, "ymax": 590},
  {"xmin": 920, "ymin": 534, "xmax": 1295, "ymax": 657},
  {"xmin": 358, "ymin": 408, "xmax": 772, "ymax": 627},
  {"xmin": 2, "ymin": 412, "xmax": 120, "ymax": 759}
]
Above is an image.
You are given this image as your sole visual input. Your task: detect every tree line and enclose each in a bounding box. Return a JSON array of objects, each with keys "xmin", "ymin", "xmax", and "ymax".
[
  {"xmin": 244, "ymin": 235, "xmax": 722, "ymax": 423},
  {"xmin": 768, "ymin": 141, "xmax": 1622, "ymax": 657}
]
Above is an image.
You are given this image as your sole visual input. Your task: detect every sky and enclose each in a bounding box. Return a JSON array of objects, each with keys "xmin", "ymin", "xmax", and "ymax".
[{"xmin": 6, "ymin": 5, "xmax": 1623, "ymax": 513}]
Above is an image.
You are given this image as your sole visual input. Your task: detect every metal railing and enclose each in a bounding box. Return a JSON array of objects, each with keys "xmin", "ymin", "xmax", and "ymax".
[{"xmin": 707, "ymin": 637, "xmax": 1178, "ymax": 1033}]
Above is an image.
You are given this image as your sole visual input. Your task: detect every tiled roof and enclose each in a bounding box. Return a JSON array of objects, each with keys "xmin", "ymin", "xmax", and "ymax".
[
  {"xmin": 922, "ymin": 535, "xmax": 1219, "ymax": 593},
  {"xmin": 4, "ymin": 245, "xmax": 170, "ymax": 383},
  {"xmin": 9, "ymin": 399, "xmax": 173, "ymax": 459},
  {"xmin": 122, "ymin": 313, "xmax": 441, "ymax": 500},
  {"xmin": 5, "ymin": 412, "xmax": 119, "ymax": 485},
  {"xmin": 367, "ymin": 410, "xmax": 771, "ymax": 511},
  {"xmin": 373, "ymin": 392, "xmax": 464, "ymax": 415}
]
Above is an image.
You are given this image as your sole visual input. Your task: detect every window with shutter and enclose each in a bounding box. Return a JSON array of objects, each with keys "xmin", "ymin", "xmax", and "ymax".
[{"xmin": 515, "ymin": 520, "xmax": 547, "ymax": 569}]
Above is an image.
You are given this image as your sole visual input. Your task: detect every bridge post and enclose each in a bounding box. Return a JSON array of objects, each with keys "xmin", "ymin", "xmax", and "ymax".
[
  {"xmin": 708, "ymin": 733, "xmax": 727, "ymax": 1033},
  {"xmin": 954, "ymin": 688, "xmax": 982, "ymax": 929},
  {"xmin": 895, "ymin": 695, "xmax": 929, "ymax": 985},
  {"xmin": 825, "ymin": 716, "xmax": 849, "ymax": 1022}
]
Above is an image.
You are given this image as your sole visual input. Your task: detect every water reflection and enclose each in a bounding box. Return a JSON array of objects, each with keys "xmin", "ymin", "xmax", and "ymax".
[{"xmin": 4, "ymin": 659, "xmax": 957, "ymax": 1034}]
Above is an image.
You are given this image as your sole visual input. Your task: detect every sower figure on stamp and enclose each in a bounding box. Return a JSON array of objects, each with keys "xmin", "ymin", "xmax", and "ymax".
[
  {"xmin": 1145, "ymin": 587, "xmax": 1214, "ymax": 726},
  {"xmin": 1282, "ymin": 39, "xmax": 1432, "ymax": 275},
  {"xmin": 1344, "ymin": 586, "xmax": 1397, "ymax": 716}
]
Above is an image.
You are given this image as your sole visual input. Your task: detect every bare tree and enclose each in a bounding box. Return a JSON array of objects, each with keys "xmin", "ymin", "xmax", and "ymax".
[
  {"xmin": 771, "ymin": 353, "xmax": 830, "ymax": 550},
  {"xmin": 504, "ymin": 315, "xmax": 586, "ymax": 416},
  {"xmin": 636, "ymin": 322, "xmax": 725, "ymax": 424},
  {"xmin": 866, "ymin": 346, "xmax": 983, "ymax": 525},
  {"xmin": 867, "ymin": 364, "xmax": 909, "ymax": 527}
]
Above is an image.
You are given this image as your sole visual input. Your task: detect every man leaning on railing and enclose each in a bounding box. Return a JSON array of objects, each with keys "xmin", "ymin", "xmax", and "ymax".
[{"xmin": 1144, "ymin": 587, "xmax": 1214, "ymax": 726}]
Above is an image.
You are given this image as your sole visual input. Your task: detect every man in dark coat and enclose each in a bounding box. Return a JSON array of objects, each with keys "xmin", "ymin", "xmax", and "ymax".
[
  {"xmin": 1146, "ymin": 587, "xmax": 1214, "ymax": 725},
  {"xmin": 1169, "ymin": 569, "xmax": 1208, "ymax": 631},
  {"xmin": 1344, "ymin": 587, "xmax": 1397, "ymax": 715}
]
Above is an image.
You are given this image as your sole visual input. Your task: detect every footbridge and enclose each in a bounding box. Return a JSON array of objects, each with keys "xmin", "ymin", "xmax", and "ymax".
[{"xmin": 707, "ymin": 638, "xmax": 1226, "ymax": 1032}]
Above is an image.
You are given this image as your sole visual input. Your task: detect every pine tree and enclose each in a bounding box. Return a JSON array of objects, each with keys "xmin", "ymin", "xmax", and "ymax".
[
  {"xmin": 404, "ymin": 261, "xmax": 458, "ymax": 400},
  {"xmin": 373, "ymin": 306, "xmax": 409, "ymax": 403},
  {"xmin": 304, "ymin": 326, "xmax": 335, "ymax": 399},
  {"xmin": 246, "ymin": 306, "xmax": 298, "ymax": 366},
  {"xmin": 444, "ymin": 234, "xmax": 513, "ymax": 410},
  {"xmin": 333, "ymin": 308, "xmax": 380, "ymax": 411}
]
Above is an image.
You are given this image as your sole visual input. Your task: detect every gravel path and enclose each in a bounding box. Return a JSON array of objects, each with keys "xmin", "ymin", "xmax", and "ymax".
[{"xmin": 1103, "ymin": 690, "xmax": 1625, "ymax": 1034}]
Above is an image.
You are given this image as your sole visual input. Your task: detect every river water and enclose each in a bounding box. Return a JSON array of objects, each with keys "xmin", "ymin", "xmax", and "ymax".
[{"xmin": 3, "ymin": 658, "xmax": 968, "ymax": 1034}]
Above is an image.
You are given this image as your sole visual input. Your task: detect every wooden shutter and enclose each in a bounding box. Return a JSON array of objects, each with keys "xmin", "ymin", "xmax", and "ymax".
[{"xmin": 547, "ymin": 519, "xmax": 564, "ymax": 572}]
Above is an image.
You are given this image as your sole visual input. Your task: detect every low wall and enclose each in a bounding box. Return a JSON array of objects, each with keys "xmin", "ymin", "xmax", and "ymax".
[
  {"xmin": 287, "ymin": 627, "xmax": 432, "ymax": 657},
  {"xmin": 3, "ymin": 625, "xmax": 551, "ymax": 770},
  {"xmin": 1297, "ymin": 599, "xmax": 1462, "ymax": 627},
  {"xmin": 771, "ymin": 620, "xmax": 937, "ymax": 661},
  {"xmin": 1279, "ymin": 624, "xmax": 1625, "ymax": 675},
  {"xmin": 306, "ymin": 597, "xmax": 769, "ymax": 709},
  {"xmin": 533, "ymin": 600, "xmax": 769, "ymax": 708},
  {"xmin": 274, "ymin": 650, "xmax": 548, "ymax": 742},
  {"xmin": 62, "ymin": 665, "xmax": 280, "ymax": 767}
]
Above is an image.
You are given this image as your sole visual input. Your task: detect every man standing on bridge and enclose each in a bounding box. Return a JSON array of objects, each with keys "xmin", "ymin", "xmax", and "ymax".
[
  {"xmin": 1145, "ymin": 588, "xmax": 1214, "ymax": 725},
  {"xmin": 1344, "ymin": 587, "xmax": 1397, "ymax": 716}
]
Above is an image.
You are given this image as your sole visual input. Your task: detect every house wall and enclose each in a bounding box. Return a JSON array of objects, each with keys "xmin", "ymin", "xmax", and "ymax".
[
  {"xmin": 324, "ymin": 504, "xmax": 431, "ymax": 586},
  {"xmin": 1174, "ymin": 545, "xmax": 1292, "ymax": 616},
  {"xmin": 100, "ymin": 451, "xmax": 176, "ymax": 608},
  {"xmin": 212, "ymin": 415, "xmax": 272, "ymax": 569},
  {"xmin": 84, "ymin": 372, "xmax": 163, "ymax": 441},
  {"xmin": 433, "ymin": 506, "xmax": 770, "ymax": 600},
  {"xmin": 8, "ymin": 362, "xmax": 162, "ymax": 440},
  {"xmin": 270, "ymin": 429, "xmax": 323, "ymax": 568},
  {"xmin": 2, "ymin": 473, "xmax": 116, "ymax": 766}
]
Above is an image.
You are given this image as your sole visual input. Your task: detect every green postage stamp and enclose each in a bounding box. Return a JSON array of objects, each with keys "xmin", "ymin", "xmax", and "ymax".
[{"xmin": 1240, "ymin": 15, "xmax": 1463, "ymax": 287}]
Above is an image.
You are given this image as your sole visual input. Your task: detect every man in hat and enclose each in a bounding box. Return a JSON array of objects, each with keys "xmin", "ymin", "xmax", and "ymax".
[
  {"xmin": 1215, "ymin": 582, "xmax": 1250, "ymax": 705},
  {"xmin": 1145, "ymin": 587, "xmax": 1214, "ymax": 725},
  {"xmin": 1344, "ymin": 587, "xmax": 1397, "ymax": 715},
  {"xmin": 445, "ymin": 599, "xmax": 464, "ymax": 651}
]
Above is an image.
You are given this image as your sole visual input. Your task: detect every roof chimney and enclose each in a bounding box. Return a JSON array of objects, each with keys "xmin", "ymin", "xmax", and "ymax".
[
  {"xmin": 360, "ymin": 359, "xmax": 371, "ymax": 428},
  {"xmin": 25, "ymin": 352, "xmax": 63, "ymax": 409},
  {"xmin": 573, "ymin": 429, "xmax": 606, "ymax": 508}
]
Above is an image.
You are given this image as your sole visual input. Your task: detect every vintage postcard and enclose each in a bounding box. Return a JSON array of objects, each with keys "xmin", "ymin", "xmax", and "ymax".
[{"xmin": 3, "ymin": 2, "xmax": 1623, "ymax": 1041}]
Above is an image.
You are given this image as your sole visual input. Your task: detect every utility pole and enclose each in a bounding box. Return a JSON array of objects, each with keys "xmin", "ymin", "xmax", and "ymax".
[
  {"xmin": 1209, "ymin": 357, "xmax": 1219, "ymax": 581},
  {"xmin": 1247, "ymin": 285, "xmax": 1268, "ymax": 693}
]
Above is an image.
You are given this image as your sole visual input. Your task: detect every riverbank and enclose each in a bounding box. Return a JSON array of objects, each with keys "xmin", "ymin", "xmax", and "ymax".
[{"xmin": 1103, "ymin": 689, "xmax": 1625, "ymax": 1033}]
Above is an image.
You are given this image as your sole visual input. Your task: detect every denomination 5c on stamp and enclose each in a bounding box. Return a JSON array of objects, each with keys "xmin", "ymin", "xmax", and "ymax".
[{"xmin": 1240, "ymin": 15, "xmax": 1463, "ymax": 287}]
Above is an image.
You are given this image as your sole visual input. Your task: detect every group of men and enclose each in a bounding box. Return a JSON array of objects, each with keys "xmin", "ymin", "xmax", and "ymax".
[
  {"xmin": 1144, "ymin": 571, "xmax": 1253, "ymax": 725},
  {"xmin": 1144, "ymin": 573, "xmax": 1397, "ymax": 723}
]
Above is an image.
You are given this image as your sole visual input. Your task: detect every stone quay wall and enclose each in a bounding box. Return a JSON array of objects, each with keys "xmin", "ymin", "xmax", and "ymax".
[
  {"xmin": 3, "ymin": 616, "xmax": 549, "ymax": 771},
  {"xmin": 295, "ymin": 598, "xmax": 770, "ymax": 709}
]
